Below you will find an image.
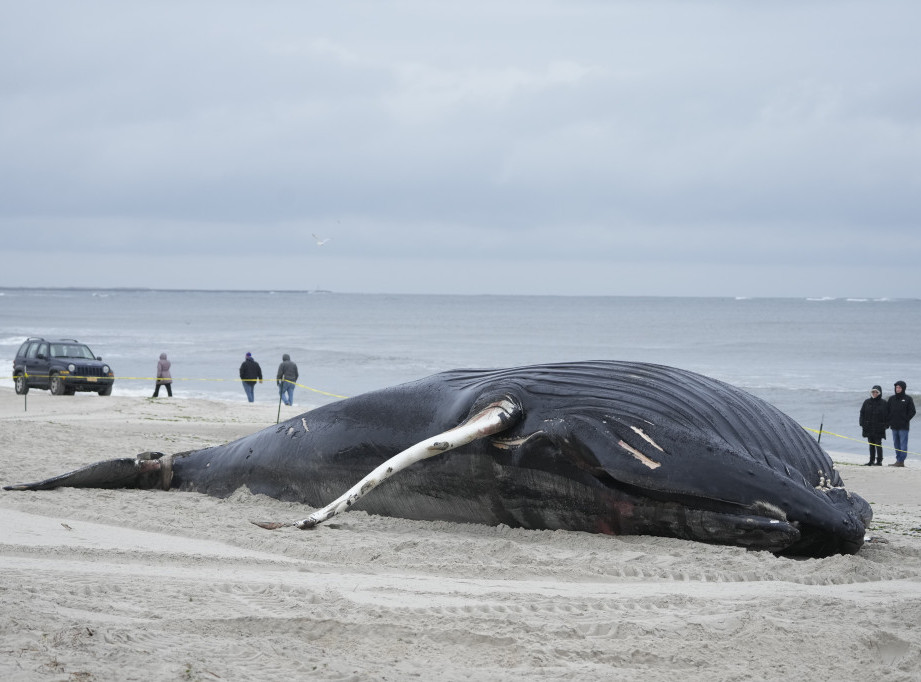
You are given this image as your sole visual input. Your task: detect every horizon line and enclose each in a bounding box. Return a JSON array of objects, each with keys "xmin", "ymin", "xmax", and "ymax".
[{"xmin": 0, "ymin": 286, "xmax": 914, "ymax": 302}]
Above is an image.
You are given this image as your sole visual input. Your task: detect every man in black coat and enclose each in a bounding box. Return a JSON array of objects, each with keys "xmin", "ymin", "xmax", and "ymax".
[
  {"xmin": 239, "ymin": 352, "xmax": 263, "ymax": 403},
  {"xmin": 887, "ymin": 380, "xmax": 916, "ymax": 467},
  {"xmin": 859, "ymin": 385, "xmax": 889, "ymax": 465}
]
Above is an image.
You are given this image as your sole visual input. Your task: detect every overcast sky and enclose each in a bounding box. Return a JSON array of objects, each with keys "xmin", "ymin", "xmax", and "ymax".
[{"xmin": 2, "ymin": 1, "xmax": 919, "ymax": 297}]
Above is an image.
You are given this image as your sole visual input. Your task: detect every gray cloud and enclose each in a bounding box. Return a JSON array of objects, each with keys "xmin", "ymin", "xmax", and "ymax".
[{"xmin": 2, "ymin": 1, "xmax": 919, "ymax": 296}]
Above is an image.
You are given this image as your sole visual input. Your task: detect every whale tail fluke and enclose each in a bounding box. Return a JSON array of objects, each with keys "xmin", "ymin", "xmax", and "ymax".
[{"xmin": 3, "ymin": 452, "xmax": 173, "ymax": 492}]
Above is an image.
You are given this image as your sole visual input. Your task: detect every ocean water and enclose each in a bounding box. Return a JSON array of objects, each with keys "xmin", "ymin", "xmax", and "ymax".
[{"xmin": 2, "ymin": 288, "xmax": 919, "ymax": 463}]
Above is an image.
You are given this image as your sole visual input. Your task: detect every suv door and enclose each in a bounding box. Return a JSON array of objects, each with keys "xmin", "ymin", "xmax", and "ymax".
[
  {"xmin": 15, "ymin": 341, "xmax": 36, "ymax": 389},
  {"xmin": 18, "ymin": 341, "xmax": 39, "ymax": 386},
  {"xmin": 31, "ymin": 342, "xmax": 51, "ymax": 389}
]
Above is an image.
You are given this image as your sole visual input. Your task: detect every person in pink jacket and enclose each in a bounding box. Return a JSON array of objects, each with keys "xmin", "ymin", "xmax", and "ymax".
[{"xmin": 153, "ymin": 352, "xmax": 173, "ymax": 397}]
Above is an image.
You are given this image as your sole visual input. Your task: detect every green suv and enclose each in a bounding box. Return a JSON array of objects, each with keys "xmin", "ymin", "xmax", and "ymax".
[{"xmin": 13, "ymin": 337, "xmax": 115, "ymax": 396}]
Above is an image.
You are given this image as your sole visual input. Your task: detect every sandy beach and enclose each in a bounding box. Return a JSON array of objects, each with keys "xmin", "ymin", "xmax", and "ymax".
[{"xmin": 1, "ymin": 388, "xmax": 919, "ymax": 681}]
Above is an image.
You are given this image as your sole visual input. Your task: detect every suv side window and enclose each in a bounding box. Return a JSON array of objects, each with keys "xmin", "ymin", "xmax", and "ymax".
[
  {"xmin": 37, "ymin": 343, "xmax": 49, "ymax": 359},
  {"xmin": 26, "ymin": 342, "xmax": 40, "ymax": 359}
]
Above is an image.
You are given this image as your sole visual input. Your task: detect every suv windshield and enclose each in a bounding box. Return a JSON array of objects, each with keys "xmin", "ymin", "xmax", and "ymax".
[{"xmin": 49, "ymin": 344, "xmax": 96, "ymax": 359}]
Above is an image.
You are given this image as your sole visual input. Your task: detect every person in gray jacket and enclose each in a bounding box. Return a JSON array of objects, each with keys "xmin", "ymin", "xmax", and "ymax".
[{"xmin": 276, "ymin": 353, "xmax": 299, "ymax": 406}]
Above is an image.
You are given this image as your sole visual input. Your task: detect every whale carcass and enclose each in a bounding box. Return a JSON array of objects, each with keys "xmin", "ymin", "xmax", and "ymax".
[{"xmin": 4, "ymin": 361, "xmax": 871, "ymax": 557}]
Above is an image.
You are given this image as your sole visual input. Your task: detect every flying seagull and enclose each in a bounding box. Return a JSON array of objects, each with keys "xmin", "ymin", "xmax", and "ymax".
[{"xmin": 312, "ymin": 233, "xmax": 331, "ymax": 246}]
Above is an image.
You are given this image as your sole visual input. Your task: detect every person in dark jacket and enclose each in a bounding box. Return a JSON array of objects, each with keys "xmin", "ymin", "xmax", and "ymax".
[
  {"xmin": 276, "ymin": 353, "xmax": 299, "ymax": 406},
  {"xmin": 239, "ymin": 352, "xmax": 263, "ymax": 403},
  {"xmin": 887, "ymin": 380, "xmax": 916, "ymax": 467},
  {"xmin": 859, "ymin": 385, "xmax": 888, "ymax": 465},
  {"xmin": 153, "ymin": 352, "xmax": 173, "ymax": 397}
]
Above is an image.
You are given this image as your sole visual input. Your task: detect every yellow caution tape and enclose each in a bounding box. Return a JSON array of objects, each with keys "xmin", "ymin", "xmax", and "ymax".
[
  {"xmin": 803, "ymin": 426, "xmax": 920, "ymax": 459},
  {"xmin": 4, "ymin": 374, "xmax": 348, "ymax": 400}
]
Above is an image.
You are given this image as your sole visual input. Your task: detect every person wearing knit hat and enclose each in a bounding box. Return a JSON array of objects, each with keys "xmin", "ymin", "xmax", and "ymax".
[
  {"xmin": 859, "ymin": 385, "xmax": 888, "ymax": 465},
  {"xmin": 238, "ymin": 352, "xmax": 263, "ymax": 403}
]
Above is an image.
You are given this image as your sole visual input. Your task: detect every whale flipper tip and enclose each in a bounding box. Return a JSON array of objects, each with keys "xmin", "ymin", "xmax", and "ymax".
[{"xmin": 250, "ymin": 520, "xmax": 289, "ymax": 530}]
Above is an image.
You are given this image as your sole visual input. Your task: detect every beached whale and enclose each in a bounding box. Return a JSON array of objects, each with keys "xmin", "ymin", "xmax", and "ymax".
[{"xmin": 4, "ymin": 361, "xmax": 871, "ymax": 557}]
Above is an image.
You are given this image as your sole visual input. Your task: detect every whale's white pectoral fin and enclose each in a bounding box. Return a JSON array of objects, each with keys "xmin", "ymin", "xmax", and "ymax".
[{"xmin": 291, "ymin": 397, "xmax": 523, "ymax": 529}]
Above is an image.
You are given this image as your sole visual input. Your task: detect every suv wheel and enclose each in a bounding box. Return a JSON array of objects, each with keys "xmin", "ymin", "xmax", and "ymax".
[
  {"xmin": 14, "ymin": 374, "xmax": 29, "ymax": 395},
  {"xmin": 49, "ymin": 373, "xmax": 67, "ymax": 396},
  {"xmin": 98, "ymin": 385, "xmax": 113, "ymax": 396}
]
